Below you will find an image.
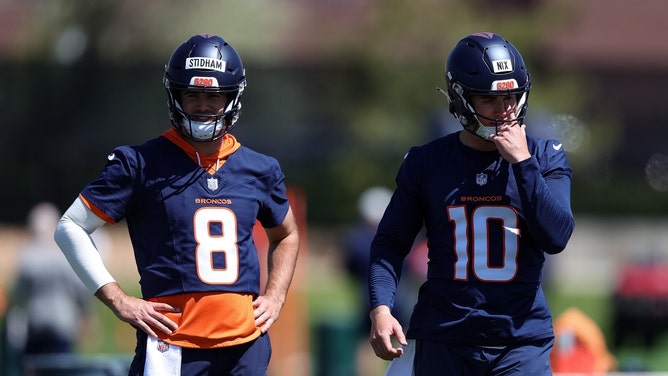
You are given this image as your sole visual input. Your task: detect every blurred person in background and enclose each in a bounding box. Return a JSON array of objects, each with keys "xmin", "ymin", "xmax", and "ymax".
[
  {"xmin": 343, "ymin": 186, "xmax": 421, "ymax": 375},
  {"xmin": 54, "ymin": 34, "xmax": 300, "ymax": 376},
  {"xmin": 368, "ymin": 32, "xmax": 574, "ymax": 375},
  {"xmin": 5, "ymin": 202, "xmax": 92, "ymax": 369},
  {"xmin": 551, "ymin": 307, "xmax": 617, "ymax": 374}
]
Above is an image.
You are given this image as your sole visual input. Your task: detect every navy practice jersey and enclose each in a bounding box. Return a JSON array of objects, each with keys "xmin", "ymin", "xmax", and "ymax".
[
  {"xmin": 369, "ymin": 131, "xmax": 574, "ymax": 346},
  {"xmin": 81, "ymin": 132, "xmax": 289, "ymax": 300}
]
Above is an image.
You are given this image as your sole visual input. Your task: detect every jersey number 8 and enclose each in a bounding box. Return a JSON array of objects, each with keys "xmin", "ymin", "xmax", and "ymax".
[{"xmin": 193, "ymin": 207, "xmax": 240, "ymax": 284}]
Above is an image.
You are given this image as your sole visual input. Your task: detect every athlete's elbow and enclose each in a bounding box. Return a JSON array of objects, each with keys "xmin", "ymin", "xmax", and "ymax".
[
  {"xmin": 543, "ymin": 218, "xmax": 575, "ymax": 254},
  {"xmin": 53, "ymin": 217, "xmax": 69, "ymax": 248},
  {"xmin": 543, "ymin": 236, "xmax": 570, "ymax": 254},
  {"xmin": 544, "ymin": 244, "xmax": 567, "ymax": 255}
]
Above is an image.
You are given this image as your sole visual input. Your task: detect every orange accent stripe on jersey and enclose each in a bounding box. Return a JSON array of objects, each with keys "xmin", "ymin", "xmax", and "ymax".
[
  {"xmin": 149, "ymin": 292, "xmax": 261, "ymax": 349},
  {"xmin": 161, "ymin": 128, "xmax": 241, "ymax": 174},
  {"xmin": 79, "ymin": 194, "xmax": 116, "ymax": 224}
]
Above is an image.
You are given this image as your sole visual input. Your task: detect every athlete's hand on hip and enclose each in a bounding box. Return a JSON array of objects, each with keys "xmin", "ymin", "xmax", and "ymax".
[
  {"xmin": 253, "ymin": 294, "xmax": 283, "ymax": 333},
  {"xmin": 95, "ymin": 282, "xmax": 180, "ymax": 338},
  {"xmin": 123, "ymin": 297, "xmax": 181, "ymax": 338},
  {"xmin": 369, "ymin": 305, "xmax": 408, "ymax": 360}
]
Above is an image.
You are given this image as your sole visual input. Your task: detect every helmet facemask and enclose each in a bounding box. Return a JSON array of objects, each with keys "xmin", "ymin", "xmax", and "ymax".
[
  {"xmin": 441, "ymin": 77, "xmax": 529, "ymax": 141},
  {"xmin": 165, "ymin": 83, "xmax": 245, "ymax": 142}
]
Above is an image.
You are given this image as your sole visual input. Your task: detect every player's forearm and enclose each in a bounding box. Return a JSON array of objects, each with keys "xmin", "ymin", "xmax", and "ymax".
[
  {"xmin": 262, "ymin": 206, "xmax": 300, "ymax": 302},
  {"xmin": 54, "ymin": 198, "xmax": 116, "ymax": 293},
  {"xmin": 94, "ymin": 282, "xmax": 128, "ymax": 314},
  {"xmin": 513, "ymin": 159, "xmax": 575, "ymax": 253},
  {"xmin": 264, "ymin": 232, "xmax": 299, "ymax": 304},
  {"xmin": 368, "ymin": 250, "xmax": 403, "ymax": 310},
  {"xmin": 368, "ymin": 227, "xmax": 409, "ymax": 309},
  {"xmin": 369, "ymin": 304, "xmax": 392, "ymax": 319}
]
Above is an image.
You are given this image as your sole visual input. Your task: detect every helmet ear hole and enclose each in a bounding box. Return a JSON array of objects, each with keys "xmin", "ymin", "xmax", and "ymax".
[
  {"xmin": 446, "ymin": 87, "xmax": 460, "ymax": 115},
  {"xmin": 446, "ymin": 86, "xmax": 475, "ymax": 127}
]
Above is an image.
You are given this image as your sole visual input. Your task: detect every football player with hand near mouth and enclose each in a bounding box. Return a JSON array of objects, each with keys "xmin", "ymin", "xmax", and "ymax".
[{"xmin": 368, "ymin": 32, "xmax": 574, "ymax": 376}]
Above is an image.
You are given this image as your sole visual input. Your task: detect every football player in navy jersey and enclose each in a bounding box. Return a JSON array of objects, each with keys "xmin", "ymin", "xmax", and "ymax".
[
  {"xmin": 368, "ymin": 32, "xmax": 575, "ymax": 375},
  {"xmin": 54, "ymin": 34, "xmax": 300, "ymax": 375}
]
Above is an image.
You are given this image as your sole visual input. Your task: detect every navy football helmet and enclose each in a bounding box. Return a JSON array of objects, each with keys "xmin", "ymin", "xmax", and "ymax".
[
  {"xmin": 164, "ymin": 34, "xmax": 246, "ymax": 141},
  {"xmin": 439, "ymin": 32, "xmax": 531, "ymax": 140}
]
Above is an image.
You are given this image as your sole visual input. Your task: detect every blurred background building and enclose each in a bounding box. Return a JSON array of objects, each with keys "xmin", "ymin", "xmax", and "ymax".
[{"xmin": 1, "ymin": 0, "xmax": 668, "ymax": 374}]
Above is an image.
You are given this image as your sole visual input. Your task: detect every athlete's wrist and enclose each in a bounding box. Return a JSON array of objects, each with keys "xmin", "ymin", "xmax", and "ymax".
[
  {"xmin": 369, "ymin": 304, "xmax": 392, "ymax": 319},
  {"xmin": 95, "ymin": 282, "xmax": 127, "ymax": 311}
]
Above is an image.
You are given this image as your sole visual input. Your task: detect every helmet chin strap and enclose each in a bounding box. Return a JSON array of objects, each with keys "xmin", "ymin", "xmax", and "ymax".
[
  {"xmin": 465, "ymin": 102, "xmax": 525, "ymax": 142},
  {"xmin": 469, "ymin": 123, "xmax": 497, "ymax": 141},
  {"xmin": 461, "ymin": 99, "xmax": 498, "ymax": 141}
]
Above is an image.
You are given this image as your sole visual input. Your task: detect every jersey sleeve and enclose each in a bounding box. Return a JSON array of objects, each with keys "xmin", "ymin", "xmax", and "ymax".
[
  {"xmin": 513, "ymin": 138, "xmax": 575, "ymax": 254},
  {"xmin": 255, "ymin": 158, "xmax": 290, "ymax": 228},
  {"xmin": 80, "ymin": 146, "xmax": 139, "ymax": 223},
  {"xmin": 368, "ymin": 148, "xmax": 425, "ymax": 310}
]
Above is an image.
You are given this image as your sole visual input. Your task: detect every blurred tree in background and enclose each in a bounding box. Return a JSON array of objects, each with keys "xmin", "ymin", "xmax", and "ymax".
[{"xmin": 1, "ymin": 0, "xmax": 667, "ymax": 225}]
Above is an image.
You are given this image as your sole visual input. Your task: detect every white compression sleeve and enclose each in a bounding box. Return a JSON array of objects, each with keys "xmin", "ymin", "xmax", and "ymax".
[{"xmin": 54, "ymin": 197, "xmax": 116, "ymax": 293}]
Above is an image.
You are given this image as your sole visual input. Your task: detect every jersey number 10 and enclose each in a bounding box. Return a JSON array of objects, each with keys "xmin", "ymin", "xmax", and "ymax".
[{"xmin": 448, "ymin": 205, "xmax": 519, "ymax": 282}]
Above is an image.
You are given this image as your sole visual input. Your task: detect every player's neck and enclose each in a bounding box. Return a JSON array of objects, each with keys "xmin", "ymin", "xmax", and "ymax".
[{"xmin": 187, "ymin": 138, "xmax": 224, "ymax": 156}]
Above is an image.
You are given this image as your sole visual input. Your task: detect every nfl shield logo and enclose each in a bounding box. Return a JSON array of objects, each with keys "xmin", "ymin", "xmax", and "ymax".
[
  {"xmin": 476, "ymin": 173, "xmax": 488, "ymax": 186},
  {"xmin": 207, "ymin": 177, "xmax": 219, "ymax": 191},
  {"xmin": 157, "ymin": 340, "xmax": 169, "ymax": 353}
]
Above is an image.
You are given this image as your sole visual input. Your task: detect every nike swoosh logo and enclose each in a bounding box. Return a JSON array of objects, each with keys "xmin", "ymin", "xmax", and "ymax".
[
  {"xmin": 552, "ymin": 143, "xmax": 563, "ymax": 151},
  {"xmin": 107, "ymin": 153, "xmax": 115, "ymax": 160}
]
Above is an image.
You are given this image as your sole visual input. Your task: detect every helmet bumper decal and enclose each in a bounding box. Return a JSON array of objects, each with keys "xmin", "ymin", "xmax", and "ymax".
[
  {"xmin": 490, "ymin": 79, "xmax": 518, "ymax": 91},
  {"xmin": 189, "ymin": 76, "xmax": 220, "ymax": 87}
]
